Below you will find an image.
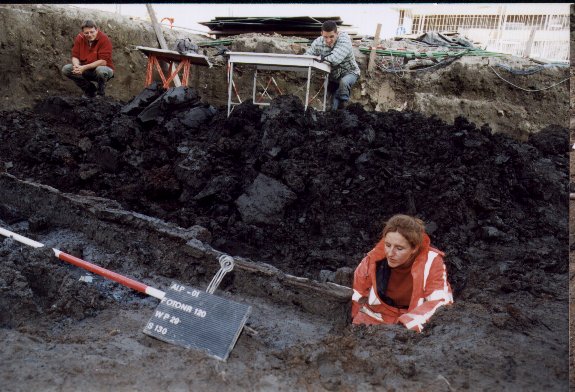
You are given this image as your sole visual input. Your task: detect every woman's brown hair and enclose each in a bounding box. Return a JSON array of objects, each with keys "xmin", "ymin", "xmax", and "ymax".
[{"xmin": 381, "ymin": 214, "xmax": 425, "ymax": 249}]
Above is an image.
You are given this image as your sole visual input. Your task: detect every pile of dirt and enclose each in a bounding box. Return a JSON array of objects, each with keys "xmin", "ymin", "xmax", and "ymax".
[
  {"xmin": 0, "ymin": 78, "xmax": 569, "ymax": 392},
  {"xmin": 0, "ymin": 88, "xmax": 568, "ymax": 289}
]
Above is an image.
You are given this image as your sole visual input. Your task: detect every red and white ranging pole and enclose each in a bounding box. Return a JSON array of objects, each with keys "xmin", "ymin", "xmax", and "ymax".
[{"xmin": 0, "ymin": 227, "xmax": 166, "ymax": 300}]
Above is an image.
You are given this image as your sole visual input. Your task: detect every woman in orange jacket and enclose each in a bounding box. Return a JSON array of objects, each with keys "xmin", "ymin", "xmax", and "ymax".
[{"xmin": 352, "ymin": 214, "xmax": 453, "ymax": 332}]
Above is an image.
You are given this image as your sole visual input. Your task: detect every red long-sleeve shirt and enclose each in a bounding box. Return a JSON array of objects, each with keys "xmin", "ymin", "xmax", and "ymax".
[
  {"xmin": 385, "ymin": 262, "xmax": 413, "ymax": 308},
  {"xmin": 71, "ymin": 30, "xmax": 114, "ymax": 70}
]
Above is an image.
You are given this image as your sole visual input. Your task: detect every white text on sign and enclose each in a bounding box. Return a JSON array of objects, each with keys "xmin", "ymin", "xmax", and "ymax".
[
  {"xmin": 145, "ymin": 322, "xmax": 168, "ymax": 335},
  {"xmin": 154, "ymin": 310, "xmax": 181, "ymax": 324},
  {"xmin": 159, "ymin": 297, "xmax": 207, "ymax": 318},
  {"xmin": 169, "ymin": 283, "xmax": 200, "ymax": 298}
]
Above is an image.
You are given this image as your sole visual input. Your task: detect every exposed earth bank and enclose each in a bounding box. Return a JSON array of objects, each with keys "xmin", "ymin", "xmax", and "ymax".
[
  {"xmin": 0, "ymin": 3, "xmax": 570, "ymax": 392},
  {"xmin": 0, "ymin": 87, "xmax": 569, "ymax": 391},
  {"xmin": 0, "ymin": 3, "xmax": 569, "ymax": 137}
]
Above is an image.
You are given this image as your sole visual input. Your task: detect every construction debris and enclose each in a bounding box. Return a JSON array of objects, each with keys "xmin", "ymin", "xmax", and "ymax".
[{"xmin": 199, "ymin": 16, "xmax": 356, "ymax": 39}]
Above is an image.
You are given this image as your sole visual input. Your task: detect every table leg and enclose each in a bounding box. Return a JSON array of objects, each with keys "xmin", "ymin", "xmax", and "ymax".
[
  {"xmin": 323, "ymin": 73, "xmax": 328, "ymax": 111},
  {"xmin": 145, "ymin": 57, "xmax": 154, "ymax": 87},
  {"xmin": 305, "ymin": 66, "xmax": 311, "ymax": 111},
  {"xmin": 182, "ymin": 60, "xmax": 190, "ymax": 87},
  {"xmin": 165, "ymin": 61, "xmax": 186, "ymax": 87},
  {"xmin": 253, "ymin": 68, "xmax": 258, "ymax": 102},
  {"xmin": 227, "ymin": 62, "xmax": 234, "ymax": 117},
  {"xmin": 153, "ymin": 57, "xmax": 168, "ymax": 88}
]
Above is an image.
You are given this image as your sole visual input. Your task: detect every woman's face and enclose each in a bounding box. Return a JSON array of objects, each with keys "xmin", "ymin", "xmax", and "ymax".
[{"xmin": 384, "ymin": 231, "xmax": 418, "ymax": 268}]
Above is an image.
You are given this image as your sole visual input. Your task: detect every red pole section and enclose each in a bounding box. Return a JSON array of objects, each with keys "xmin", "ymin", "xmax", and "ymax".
[
  {"xmin": 55, "ymin": 249, "xmax": 147, "ymax": 293},
  {"xmin": 0, "ymin": 227, "xmax": 165, "ymax": 300},
  {"xmin": 54, "ymin": 249, "xmax": 165, "ymax": 299}
]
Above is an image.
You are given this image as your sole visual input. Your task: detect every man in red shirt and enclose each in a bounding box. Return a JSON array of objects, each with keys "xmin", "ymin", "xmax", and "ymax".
[{"xmin": 61, "ymin": 20, "xmax": 115, "ymax": 98}]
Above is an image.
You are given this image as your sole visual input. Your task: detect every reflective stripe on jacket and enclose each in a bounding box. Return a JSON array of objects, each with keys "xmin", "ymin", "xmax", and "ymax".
[{"xmin": 352, "ymin": 233, "xmax": 453, "ymax": 332}]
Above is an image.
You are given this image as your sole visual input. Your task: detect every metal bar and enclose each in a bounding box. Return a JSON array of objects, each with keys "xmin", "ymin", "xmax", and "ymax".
[
  {"xmin": 256, "ymin": 65, "xmax": 310, "ymax": 73},
  {"xmin": 164, "ymin": 60, "xmax": 186, "ymax": 88},
  {"xmin": 524, "ymin": 27, "xmax": 537, "ymax": 58},
  {"xmin": 145, "ymin": 57, "xmax": 153, "ymax": 87},
  {"xmin": 304, "ymin": 66, "xmax": 311, "ymax": 111},
  {"xmin": 233, "ymin": 80, "xmax": 242, "ymax": 104},
  {"xmin": 307, "ymin": 84, "xmax": 324, "ymax": 107},
  {"xmin": 252, "ymin": 67, "xmax": 257, "ymax": 102},
  {"xmin": 197, "ymin": 39, "xmax": 234, "ymax": 47},
  {"xmin": 153, "ymin": 57, "xmax": 168, "ymax": 87},
  {"xmin": 323, "ymin": 72, "xmax": 328, "ymax": 111},
  {"xmin": 227, "ymin": 52, "xmax": 330, "ymax": 73},
  {"xmin": 227, "ymin": 62, "xmax": 234, "ymax": 116},
  {"xmin": 182, "ymin": 60, "xmax": 190, "ymax": 86},
  {"xmin": 257, "ymin": 78, "xmax": 273, "ymax": 103},
  {"xmin": 271, "ymin": 77, "xmax": 283, "ymax": 95}
]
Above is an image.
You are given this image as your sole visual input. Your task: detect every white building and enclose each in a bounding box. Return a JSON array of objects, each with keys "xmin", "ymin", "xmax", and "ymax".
[{"xmin": 392, "ymin": 3, "xmax": 570, "ymax": 62}]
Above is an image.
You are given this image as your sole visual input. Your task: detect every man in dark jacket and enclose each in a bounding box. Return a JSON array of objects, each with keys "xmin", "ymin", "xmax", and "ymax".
[{"xmin": 61, "ymin": 20, "xmax": 115, "ymax": 97}]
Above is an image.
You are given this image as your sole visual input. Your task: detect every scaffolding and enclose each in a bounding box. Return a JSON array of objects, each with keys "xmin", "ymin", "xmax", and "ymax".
[{"xmin": 400, "ymin": 7, "xmax": 569, "ymax": 62}]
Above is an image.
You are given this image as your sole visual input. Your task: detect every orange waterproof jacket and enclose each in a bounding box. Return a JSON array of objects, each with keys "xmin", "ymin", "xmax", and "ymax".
[{"xmin": 352, "ymin": 233, "xmax": 453, "ymax": 332}]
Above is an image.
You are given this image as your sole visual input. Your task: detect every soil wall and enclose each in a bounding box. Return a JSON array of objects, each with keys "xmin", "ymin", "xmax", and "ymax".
[
  {"xmin": 0, "ymin": 3, "xmax": 570, "ymax": 390},
  {"xmin": 568, "ymin": 3, "xmax": 575, "ymax": 388},
  {"xmin": 0, "ymin": 4, "xmax": 569, "ymax": 139}
]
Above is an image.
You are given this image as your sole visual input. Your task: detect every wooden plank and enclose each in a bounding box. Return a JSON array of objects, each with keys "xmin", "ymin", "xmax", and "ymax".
[
  {"xmin": 136, "ymin": 46, "xmax": 211, "ymax": 66},
  {"xmin": 524, "ymin": 27, "xmax": 537, "ymax": 58},
  {"xmin": 367, "ymin": 23, "xmax": 382, "ymax": 75},
  {"xmin": 146, "ymin": 3, "xmax": 181, "ymax": 87}
]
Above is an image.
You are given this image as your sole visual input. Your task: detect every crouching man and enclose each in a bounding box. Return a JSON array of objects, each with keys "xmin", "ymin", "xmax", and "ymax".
[
  {"xmin": 62, "ymin": 20, "xmax": 114, "ymax": 98},
  {"xmin": 305, "ymin": 20, "xmax": 360, "ymax": 110}
]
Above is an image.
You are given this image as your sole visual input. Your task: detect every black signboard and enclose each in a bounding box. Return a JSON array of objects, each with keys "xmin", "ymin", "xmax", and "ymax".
[{"xmin": 143, "ymin": 282, "xmax": 251, "ymax": 361}]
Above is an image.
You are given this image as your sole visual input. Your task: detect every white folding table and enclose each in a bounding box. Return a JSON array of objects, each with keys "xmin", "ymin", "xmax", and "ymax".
[{"xmin": 226, "ymin": 52, "xmax": 331, "ymax": 116}]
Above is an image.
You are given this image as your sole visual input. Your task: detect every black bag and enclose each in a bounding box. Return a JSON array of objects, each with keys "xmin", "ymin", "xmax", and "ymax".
[{"xmin": 174, "ymin": 38, "xmax": 198, "ymax": 54}]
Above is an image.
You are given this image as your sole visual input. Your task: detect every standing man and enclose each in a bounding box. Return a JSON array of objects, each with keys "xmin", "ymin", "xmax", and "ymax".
[
  {"xmin": 305, "ymin": 20, "xmax": 360, "ymax": 110},
  {"xmin": 62, "ymin": 20, "xmax": 114, "ymax": 98}
]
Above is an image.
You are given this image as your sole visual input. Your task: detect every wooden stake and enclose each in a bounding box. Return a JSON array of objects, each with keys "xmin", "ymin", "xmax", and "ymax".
[
  {"xmin": 368, "ymin": 23, "xmax": 382, "ymax": 75},
  {"xmin": 146, "ymin": 3, "xmax": 181, "ymax": 87},
  {"xmin": 523, "ymin": 27, "xmax": 537, "ymax": 59}
]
